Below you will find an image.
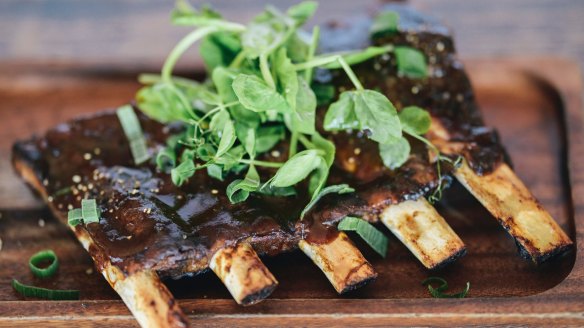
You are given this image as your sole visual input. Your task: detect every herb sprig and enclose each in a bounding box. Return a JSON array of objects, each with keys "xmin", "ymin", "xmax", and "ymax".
[{"xmin": 135, "ymin": 1, "xmax": 440, "ymax": 213}]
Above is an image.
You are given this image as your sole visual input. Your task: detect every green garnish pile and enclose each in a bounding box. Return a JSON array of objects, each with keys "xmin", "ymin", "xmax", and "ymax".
[{"xmin": 135, "ymin": 0, "xmax": 443, "ymax": 215}]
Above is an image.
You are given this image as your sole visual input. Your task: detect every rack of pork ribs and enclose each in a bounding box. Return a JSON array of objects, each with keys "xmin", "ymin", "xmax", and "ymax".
[{"xmin": 12, "ymin": 6, "xmax": 572, "ymax": 328}]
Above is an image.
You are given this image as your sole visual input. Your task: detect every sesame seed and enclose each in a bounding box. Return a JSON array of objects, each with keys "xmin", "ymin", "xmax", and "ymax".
[
  {"xmin": 43, "ymin": 179, "xmax": 49, "ymax": 186},
  {"xmin": 87, "ymin": 183, "xmax": 94, "ymax": 190},
  {"xmin": 38, "ymin": 219, "xmax": 45, "ymax": 227},
  {"xmin": 47, "ymin": 196, "xmax": 54, "ymax": 202},
  {"xmin": 211, "ymin": 189, "xmax": 219, "ymax": 195},
  {"xmin": 354, "ymin": 148, "xmax": 362, "ymax": 155},
  {"xmin": 436, "ymin": 42, "xmax": 445, "ymax": 52},
  {"xmin": 270, "ymin": 150, "xmax": 281, "ymax": 157},
  {"xmin": 58, "ymin": 204, "xmax": 63, "ymax": 209},
  {"xmin": 347, "ymin": 157, "xmax": 356, "ymax": 164},
  {"xmin": 85, "ymin": 268, "xmax": 94, "ymax": 275},
  {"xmin": 67, "ymin": 204, "xmax": 74, "ymax": 210},
  {"xmin": 109, "ymin": 209, "xmax": 114, "ymax": 213},
  {"xmin": 456, "ymin": 93, "xmax": 464, "ymax": 102},
  {"xmin": 94, "ymin": 148, "xmax": 101, "ymax": 155},
  {"xmin": 146, "ymin": 208, "xmax": 152, "ymax": 214},
  {"xmin": 72, "ymin": 175, "xmax": 81, "ymax": 183},
  {"xmin": 83, "ymin": 153, "xmax": 92, "ymax": 160},
  {"xmin": 182, "ymin": 235, "xmax": 187, "ymax": 240},
  {"xmin": 411, "ymin": 86, "xmax": 420, "ymax": 94},
  {"xmin": 442, "ymin": 92, "xmax": 451, "ymax": 100}
]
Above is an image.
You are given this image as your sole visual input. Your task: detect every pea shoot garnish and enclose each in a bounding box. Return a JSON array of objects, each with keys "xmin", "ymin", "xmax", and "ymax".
[{"xmin": 129, "ymin": 1, "xmax": 446, "ymax": 215}]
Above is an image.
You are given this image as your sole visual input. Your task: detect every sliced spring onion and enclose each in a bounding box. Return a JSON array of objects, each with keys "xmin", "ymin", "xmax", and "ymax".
[
  {"xmin": 12, "ymin": 279, "xmax": 79, "ymax": 300},
  {"xmin": 116, "ymin": 105, "xmax": 151, "ymax": 165},
  {"xmin": 81, "ymin": 199, "xmax": 100, "ymax": 224},
  {"xmin": 421, "ymin": 277, "xmax": 470, "ymax": 298},
  {"xmin": 337, "ymin": 216, "xmax": 388, "ymax": 258},
  {"xmin": 67, "ymin": 208, "xmax": 83, "ymax": 226},
  {"xmin": 29, "ymin": 250, "xmax": 59, "ymax": 278}
]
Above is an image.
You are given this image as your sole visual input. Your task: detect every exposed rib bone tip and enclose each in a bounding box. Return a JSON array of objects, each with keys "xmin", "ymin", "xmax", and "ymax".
[
  {"xmin": 299, "ymin": 232, "xmax": 377, "ymax": 294},
  {"xmin": 380, "ymin": 198, "xmax": 466, "ymax": 269},
  {"xmin": 210, "ymin": 243, "xmax": 278, "ymax": 306}
]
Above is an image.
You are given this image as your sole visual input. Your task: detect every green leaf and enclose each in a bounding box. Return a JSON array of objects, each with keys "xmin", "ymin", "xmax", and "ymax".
[
  {"xmin": 226, "ymin": 165, "xmax": 260, "ymax": 203},
  {"xmin": 235, "ymin": 124, "xmax": 256, "ymax": 156},
  {"xmin": 379, "ymin": 137, "xmax": 410, "ymax": 169},
  {"xmin": 196, "ymin": 144, "xmax": 216, "ymax": 162},
  {"xmin": 399, "ymin": 106, "xmax": 431, "ymax": 135},
  {"xmin": 241, "ymin": 22, "xmax": 283, "ymax": 58},
  {"xmin": 81, "ymin": 199, "xmax": 100, "ymax": 224},
  {"xmin": 338, "ymin": 216, "xmax": 388, "ymax": 257},
  {"xmin": 200, "ymin": 32, "xmax": 241, "ymax": 71},
  {"xmin": 300, "ymin": 184, "xmax": 354, "ymax": 218},
  {"xmin": 370, "ymin": 11, "xmax": 399, "ymax": 38},
  {"xmin": 353, "ymin": 90, "xmax": 402, "ymax": 144},
  {"xmin": 291, "ymin": 76, "xmax": 317, "ymax": 134},
  {"xmin": 215, "ymin": 145, "xmax": 245, "ymax": 170},
  {"xmin": 286, "ymin": 1, "xmax": 318, "ymax": 25},
  {"xmin": 216, "ymin": 119, "xmax": 236, "ymax": 157},
  {"xmin": 312, "ymin": 83, "xmax": 336, "ymax": 106},
  {"xmin": 233, "ymin": 74, "xmax": 291, "ymax": 113},
  {"xmin": 270, "ymin": 150, "xmax": 322, "ymax": 187},
  {"xmin": 212, "ymin": 67, "xmax": 261, "ymax": 127},
  {"xmin": 275, "ymin": 48, "xmax": 298, "ymax": 111},
  {"xmin": 255, "ymin": 125, "xmax": 285, "ymax": 153},
  {"xmin": 323, "ymin": 92, "xmax": 360, "ymax": 130},
  {"xmin": 156, "ymin": 147, "xmax": 176, "ymax": 172},
  {"xmin": 171, "ymin": 3, "xmax": 225, "ymax": 27},
  {"xmin": 171, "ymin": 160, "xmax": 196, "ymax": 186},
  {"xmin": 136, "ymin": 83, "xmax": 195, "ymax": 123},
  {"xmin": 285, "ymin": 32, "xmax": 310, "ymax": 62},
  {"xmin": 207, "ymin": 163, "xmax": 224, "ymax": 181},
  {"xmin": 311, "ymin": 132, "xmax": 335, "ymax": 167},
  {"xmin": 209, "ymin": 109, "xmax": 230, "ymax": 133},
  {"xmin": 395, "ymin": 46, "xmax": 428, "ymax": 79},
  {"xmin": 257, "ymin": 184, "xmax": 297, "ymax": 197}
]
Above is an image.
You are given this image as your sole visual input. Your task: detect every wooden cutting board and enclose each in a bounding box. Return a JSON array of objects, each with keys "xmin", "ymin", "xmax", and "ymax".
[{"xmin": 0, "ymin": 57, "xmax": 582, "ymax": 326}]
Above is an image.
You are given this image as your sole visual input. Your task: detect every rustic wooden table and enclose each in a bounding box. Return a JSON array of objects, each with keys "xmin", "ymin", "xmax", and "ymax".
[{"xmin": 1, "ymin": 0, "xmax": 583, "ymax": 69}]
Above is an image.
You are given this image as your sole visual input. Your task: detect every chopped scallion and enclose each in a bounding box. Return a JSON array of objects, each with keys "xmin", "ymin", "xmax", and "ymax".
[
  {"xmin": 29, "ymin": 250, "xmax": 59, "ymax": 279},
  {"xmin": 337, "ymin": 216, "xmax": 388, "ymax": 257},
  {"xmin": 421, "ymin": 277, "xmax": 470, "ymax": 298},
  {"xmin": 12, "ymin": 279, "xmax": 79, "ymax": 300},
  {"xmin": 116, "ymin": 105, "xmax": 151, "ymax": 165},
  {"xmin": 67, "ymin": 208, "xmax": 83, "ymax": 227},
  {"xmin": 81, "ymin": 199, "xmax": 100, "ymax": 224}
]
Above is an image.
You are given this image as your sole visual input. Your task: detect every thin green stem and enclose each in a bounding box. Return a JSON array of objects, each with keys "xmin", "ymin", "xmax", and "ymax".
[
  {"xmin": 239, "ymin": 159, "xmax": 284, "ymax": 168},
  {"xmin": 294, "ymin": 55, "xmax": 338, "ymax": 71},
  {"xmin": 289, "ymin": 131, "xmax": 299, "ymax": 157},
  {"xmin": 228, "ymin": 50, "xmax": 247, "ymax": 69},
  {"xmin": 162, "ymin": 26, "xmax": 218, "ymax": 83},
  {"xmin": 298, "ymin": 135, "xmax": 316, "ymax": 149},
  {"xmin": 260, "ymin": 54, "xmax": 276, "ymax": 90},
  {"xmin": 337, "ymin": 57, "xmax": 364, "ymax": 91},
  {"xmin": 304, "ymin": 26, "xmax": 320, "ymax": 83}
]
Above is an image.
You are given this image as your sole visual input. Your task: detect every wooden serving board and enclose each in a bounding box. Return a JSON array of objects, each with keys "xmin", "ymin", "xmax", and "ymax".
[{"xmin": 0, "ymin": 57, "xmax": 583, "ymax": 326}]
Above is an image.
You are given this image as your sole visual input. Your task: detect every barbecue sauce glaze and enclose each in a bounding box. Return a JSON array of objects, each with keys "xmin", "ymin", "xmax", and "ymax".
[{"xmin": 12, "ymin": 5, "xmax": 504, "ymax": 277}]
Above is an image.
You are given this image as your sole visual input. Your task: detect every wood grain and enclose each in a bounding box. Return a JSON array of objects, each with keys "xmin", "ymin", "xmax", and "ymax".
[
  {"xmin": 0, "ymin": 57, "xmax": 582, "ymax": 326},
  {"xmin": 1, "ymin": 0, "xmax": 583, "ymax": 70}
]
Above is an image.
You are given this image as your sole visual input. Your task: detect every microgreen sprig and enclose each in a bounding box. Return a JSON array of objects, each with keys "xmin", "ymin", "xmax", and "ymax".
[{"xmin": 135, "ymin": 2, "xmax": 439, "ymax": 213}]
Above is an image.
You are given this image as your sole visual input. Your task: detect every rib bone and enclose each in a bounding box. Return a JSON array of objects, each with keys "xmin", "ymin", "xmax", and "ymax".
[
  {"xmin": 210, "ymin": 243, "xmax": 278, "ymax": 306},
  {"xmin": 454, "ymin": 161, "xmax": 573, "ymax": 263},
  {"xmin": 429, "ymin": 119, "xmax": 573, "ymax": 263},
  {"xmin": 380, "ymin": 198, "xmax": 466, "ymax": 269},
  {"xmin": 298, "ymin": 232, "xmax": 377, "ymax": 294},
  {"xmin": 13, "ymin": 160, "xmax": 189, "ymax": 328}
]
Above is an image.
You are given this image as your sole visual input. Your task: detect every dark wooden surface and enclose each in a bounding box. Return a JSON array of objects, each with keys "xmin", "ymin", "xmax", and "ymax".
[
  {"xmin": 1, "ymin": 0, "xmax": 583, "ymax": 69},
  {"xmin": 0, "ymin": 58, "xmax": 583, "ymax": 326}
]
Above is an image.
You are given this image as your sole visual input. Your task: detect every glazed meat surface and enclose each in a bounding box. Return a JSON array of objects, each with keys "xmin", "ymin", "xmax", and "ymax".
[{"xmin": 12, "ymin": 5, "xmax": 503, "ymax": 278}]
